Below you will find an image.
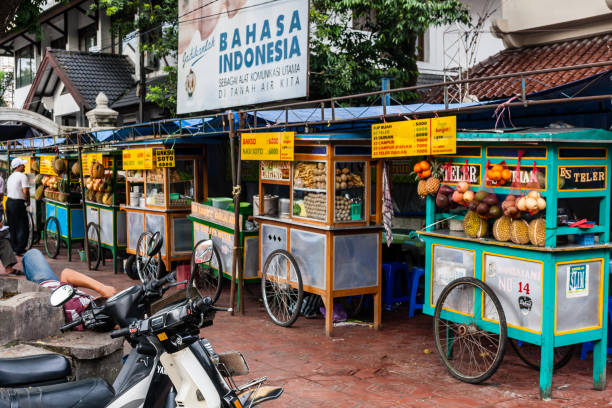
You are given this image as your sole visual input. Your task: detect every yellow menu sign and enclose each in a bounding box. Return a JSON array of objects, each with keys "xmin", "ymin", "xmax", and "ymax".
[
  {"xmin": 241, "ymin": 132, "xmax": 294, "ymax": 161},
  {"xmin": 155, "ymin": 149, "xmax": 175, "ymax": 167},
  {"xmin": 372, "ymin": 120, "xmax": 430, "ymax": 158},
  {"xmin": 123, "ymin": 148, "xmax": 154, "ymax": 170},
  {"xmin": 83, "ymin": 153, "xmax": 103, "ymax": 176},
  {"xmin": 39, "ymin": 155, "xmax": 58, "ymax": 175},
  {"xmin": 371, "ymin": 117, "xmax": 456, "ymax": 158},
  {"xmin": 430, "ymin": 116, "xmax": 457, "ymax": 155}
]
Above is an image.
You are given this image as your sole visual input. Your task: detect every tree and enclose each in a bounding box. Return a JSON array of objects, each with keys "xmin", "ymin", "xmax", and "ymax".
[
  {"xmin": 3, "ymin": 0, "xmax": 47, "ymax": 38},
  {"xmin": 309, "ymin": 0, "xmax": 470, "ymax": 101},
  {"xmin": 0, "ymin": 71, "xmax": 13, "ymax": 107}
]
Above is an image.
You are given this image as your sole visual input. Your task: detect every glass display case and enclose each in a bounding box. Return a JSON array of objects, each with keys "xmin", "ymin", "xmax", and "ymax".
[{"xmin": 293, "ymin": 161, "xmax": 328, "ymax": 221}]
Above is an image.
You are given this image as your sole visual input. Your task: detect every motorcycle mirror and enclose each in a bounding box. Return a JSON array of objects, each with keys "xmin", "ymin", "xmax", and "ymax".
[
  {"xmin": 49, "ymin": 284, "xmax": 76, "ymax": 307},
  {"xmin": 147, "ymin": 231, "xmax": 163, "ymax": 257},
  {"xmin": 188, "ymin": 240, "xmax": 214, "ymax": 300}
]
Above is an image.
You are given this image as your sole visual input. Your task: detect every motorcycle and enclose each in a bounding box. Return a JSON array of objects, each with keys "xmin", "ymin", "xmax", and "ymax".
[
  {"xmin": 0, "ymin": 232, "xmax": 180, "ymax": 391},
  {"xmin": 0, "ymin": 240, "xmax": 283, "ymax": 408}
]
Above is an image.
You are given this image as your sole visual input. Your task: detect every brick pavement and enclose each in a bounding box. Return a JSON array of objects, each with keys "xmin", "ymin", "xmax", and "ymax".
[{"xmin": 3, "ymin": 245, "xmax": 611, "ymax": 407}]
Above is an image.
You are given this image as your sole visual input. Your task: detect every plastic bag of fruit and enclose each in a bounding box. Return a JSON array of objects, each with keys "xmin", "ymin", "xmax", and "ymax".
[
  {"xmin": 485, "ymin": 160, "xmax": 513, "ymax": 188},
  {"xmin": 435, "ymin": 160, "xmax": 468, "ymax": 211},
  {"xmin": 414, "ymin": 158, "xmax": 444, "ymax": 199}
]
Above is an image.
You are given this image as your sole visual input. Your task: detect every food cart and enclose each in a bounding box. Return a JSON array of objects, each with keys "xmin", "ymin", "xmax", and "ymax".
[
  {"xmin": 82, "ymin": 150, "xmax": 127, "ymax": 272},
  {"xmin": 189, "ymin": 200, "xmax": 258, "ymax": 304},
  {"xmin": 418, "ymin": 128, "xmax": 611, "ymax": 399},
  {"xmin": 121, "ymin": 142, "xmax": 205, "ymax": 273},
  {"xmin": 248, "ymin": 131, "xmax": 383, "ymax": 336},
  {"xmin": 40, "ymin": 153, "xmax": 85, "ymax": 260}
]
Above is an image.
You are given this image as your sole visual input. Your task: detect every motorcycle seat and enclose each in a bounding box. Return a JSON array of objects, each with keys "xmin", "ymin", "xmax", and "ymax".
[
  {"xmin": 0, "ymin": 354, "xmax": 71, "ymax": 387},
  {"xmin": 0, "ymin": 377, "xmax": 114, "ymax": 408}
]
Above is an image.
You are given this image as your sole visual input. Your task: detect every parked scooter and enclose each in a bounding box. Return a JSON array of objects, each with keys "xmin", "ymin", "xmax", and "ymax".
[
  {"xmin": 0, "ymin": 232, "xmax": 179, "ymax": 390},
  {"xmin": 0, "ymin": 240, "xmax": 283, "ymax": 408}
]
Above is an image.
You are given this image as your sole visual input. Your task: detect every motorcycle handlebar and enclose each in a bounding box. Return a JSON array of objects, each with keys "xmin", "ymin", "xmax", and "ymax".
[
  {"xmin": 60, "ymin": 317, "xmax": 83, "ymax": 332},
  {"xmin": 110, "ymin": 327, "xmax": 131, "ymax": 339},
  {"xmin": 151, "ymin": 271, "xmax": 176, "ymax": 291}
]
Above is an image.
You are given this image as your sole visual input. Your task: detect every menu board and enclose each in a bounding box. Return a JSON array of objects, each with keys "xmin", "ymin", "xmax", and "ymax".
[
  {"xmin": 371, "ymin": 117, "xmax": 456, "ymax": 158},
  {"xmin": 261, "ymin": 161, "xmax": 290, "ymax": 181},
  {"xmin": 155, "ymin": 149, "xmax": 175, "ymax": 168},
  {"xmin": 123, "ymin": 148, "xmax": 154, "ymax": 170},
  {"xmin": 558, "ymin": 165, "xmax": 606, "ymax": 191},
  {"xmin": 39, "ymin": 155, "xmax": 60, "ymax": 175},
  {"xmin": 241, "ymin": 132, "xmax": 294, "ymax": 161}
]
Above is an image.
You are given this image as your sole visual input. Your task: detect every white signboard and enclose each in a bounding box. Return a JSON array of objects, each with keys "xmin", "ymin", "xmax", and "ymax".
[
  {"xmin": 177, "ymin": 0, "xmax": 309, "ymax": 114},
  {"xmin": 484, "ymin": 254, "xmax": 543, "ymax": 333}
]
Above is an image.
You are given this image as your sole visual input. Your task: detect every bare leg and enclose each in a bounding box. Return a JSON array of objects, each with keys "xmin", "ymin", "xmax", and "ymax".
[{"xmin": 60, "ymin": 269, "xmax": 117, "ymax": 298}]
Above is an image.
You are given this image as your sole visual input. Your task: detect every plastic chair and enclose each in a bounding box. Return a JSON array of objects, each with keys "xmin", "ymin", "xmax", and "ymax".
[
  {"xmin": 382, "ymin": 262, "xmax": 412, "ymax": 311},
  {"xmin": 409, "ymin": 267, "xmax": 425, "ymax": 318},
  {"xmin": 580, "ymin": 296, "xmax": 612, "ymax": 360}
]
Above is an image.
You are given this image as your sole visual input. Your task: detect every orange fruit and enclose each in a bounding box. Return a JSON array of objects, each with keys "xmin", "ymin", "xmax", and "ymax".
[
  {"xmin": 499, "ymin": 179, "xmax": 506, "ymax": 185},
  {"xmin": 490, "ymin": 170, "xmax": 502, "ymax": 181},
  {"xmin": 419, "ymin": 161, "xmax": 431, "ymax": 171},
  {"xmin": 420, "ymin": 169, "xmax": 431, "ymax": 178},
  {"xmin": 492, "ymin": 164, "xmax": 503, "ymax": 172},
  {"xmin": 502, "ymin": 169, "xmax": 512, "ymax": 180},
  {"xmin": 413, "ymin": 163, "xmax": 422, "ymax": 173},
  {"xmin": 486, "ymin": 169, "xmax": 495, "ymax": 180}
]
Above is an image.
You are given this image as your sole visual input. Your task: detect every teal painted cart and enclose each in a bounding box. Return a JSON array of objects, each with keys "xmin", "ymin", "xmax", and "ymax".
[
  {"xmin": 44, "ymin": 198, "xmax": 85, "ymax": 261},
  {"xmin": 419, "ymin": 128, "xmax": 611, "ymax": 399}
]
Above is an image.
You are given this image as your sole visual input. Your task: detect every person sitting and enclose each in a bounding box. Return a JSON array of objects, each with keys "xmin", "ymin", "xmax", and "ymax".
[
  {"xmin": 22, "ymin": 249, "xmax": 117, "ymax": 329},
  {"xmin": 0, "ymin": 221, "xmax": 21, "ymax": 276}
]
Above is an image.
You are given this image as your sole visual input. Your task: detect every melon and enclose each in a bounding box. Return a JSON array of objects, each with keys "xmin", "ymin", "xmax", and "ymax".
[
  {"xmin": 510, "ymin": 219, "xmax": 530, "ymax": 245},
  {"xmin": 528, "ymin": 218, "xmax": 546, "ymax": 247},
  {"xmin": 492, "ymin": 216, "xmax": 512, "ymax": 242}
]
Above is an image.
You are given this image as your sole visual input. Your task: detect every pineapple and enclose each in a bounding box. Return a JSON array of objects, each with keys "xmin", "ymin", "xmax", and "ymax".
[
  {"xmin": 425, "ymin": 160, "xmax": 443, "ymax": 195},
  {"xmin": 417, "ymin": 179, "xmax": 427, "ymax": 198}
]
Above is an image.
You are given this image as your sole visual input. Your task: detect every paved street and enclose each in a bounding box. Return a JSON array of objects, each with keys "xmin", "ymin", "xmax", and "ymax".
[{"xmin": 4, "ymin": 246, "xmax": 611, "ymax": 407}]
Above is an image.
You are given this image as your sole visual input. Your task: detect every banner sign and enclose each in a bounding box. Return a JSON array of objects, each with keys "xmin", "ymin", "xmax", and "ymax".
[
  {"xmin": 155, "ymin": 149, "xmax": 176, "ymax": 168},
  {"xmin": 241, "ymin": 132, "xmax": 294, "ymax": 161},
  {"xmin": 371, "ymin": 117, "xmax": 456, "ymax": 158},
  {"xmin": 123, "ymin": 148, "xmax": 154, "ymax": 170},
  {"xmin": 177, "ymin": 0, "xmax": 309, "ymax": 114},
  {"xmin": 558, "ymin": 165, "xmax": 606, "ymax": 191}
]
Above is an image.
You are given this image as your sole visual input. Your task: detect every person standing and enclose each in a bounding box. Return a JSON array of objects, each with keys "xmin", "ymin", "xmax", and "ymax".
[
  {"xmin": 0, "ymin": 171, "xmax": 5, "ymax": 221},
  {"xmin": 6, "ymin": 158, "xmax": 29, "ymax": 255}
]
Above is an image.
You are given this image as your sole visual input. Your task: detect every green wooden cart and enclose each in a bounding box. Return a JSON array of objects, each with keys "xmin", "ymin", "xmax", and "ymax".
[
  {"xmin": 420, "ymin": 128, "xmax": 611, "ymax": 399},
  {"xmin": 189, "ymin": 201, "xmax": 259, "ymax": 305}
]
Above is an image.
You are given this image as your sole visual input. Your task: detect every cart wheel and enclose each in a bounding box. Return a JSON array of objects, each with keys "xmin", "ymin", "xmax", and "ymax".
[
  {"xmin": 509, "ymin": 339, "xmax": 575, "ymax": 371},
  {"xmin": 43, "ymin": 216, "xmax": 61, "ymax": 259},
  {"xmin": 261, "ymin": 249, "xmax": 304, "ymax": 327},
  {"xmin": 135, "ymin": 231, "xmax": 166, "ymax": 283},
  {"xmin": 86, "ymin": 222, "xmax": 102, "ymax": 271},
  {"xmin": 433, "ymin": 277, "xmax": 507, "ymax": 384},
  {"xmin": 191, "ymin": 240, "xmax": 223, "ymax": 304},
  {"xmin": 25, "ymin": 212, "xmax": 35, "ymax": 251}
]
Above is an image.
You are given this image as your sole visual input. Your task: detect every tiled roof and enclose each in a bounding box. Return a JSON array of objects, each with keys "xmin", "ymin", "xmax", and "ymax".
[
  {"xmin": 48, "ymin": 49, "xmax": 135, "ymax": 109},
  {"xmin": 112, "ymin": 76, "xmax": 166, "ymax": 109},
  {"xmin": 429, "ymin": 33, "xmax": 612, "ymax": 102}
]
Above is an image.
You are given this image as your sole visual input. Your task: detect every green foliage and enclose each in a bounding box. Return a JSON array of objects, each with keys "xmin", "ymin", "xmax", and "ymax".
[
  {"xmin": 310, "ymin": 0, "xmax": 470, "ymax": 101},
  {"xmin": 0, "ymin": 71, "xmax": 13, "ymax": 107},
  {"xmin": 8, "ymin": 0, "xmax": 48, "ymax": 39}
]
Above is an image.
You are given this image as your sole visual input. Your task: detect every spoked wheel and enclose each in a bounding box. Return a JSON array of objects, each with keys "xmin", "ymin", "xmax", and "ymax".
[
  {"xmin": 191, "ymin": 240, "xmax": 223, "ymax": 304},
  {"xmin": 509, "ymin": 339, "xmax": 575, "ymax": 371},
  {"xmin": 433, "ymin": 277, "xmax": 507, "ymax": 384},
  {"xmin": 25, "ymin": 212, "xmax": 35, "ymax": 251},
  {"xmin": 86, "ymin": 222, "xmax": 102, "ymax": 271},
  {"xmin": 135, "ymin": 231, "xmax": 166, "ymax": 283},
  {"xmin": 261, "ymin": 249, "xmax": 304, "ymax": 327},
  {"xmin": 43, "ymin": 216, "xmax": 61, "ymax": 259}
]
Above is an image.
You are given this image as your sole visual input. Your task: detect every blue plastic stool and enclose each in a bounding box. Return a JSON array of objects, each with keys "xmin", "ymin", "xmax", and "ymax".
[
  {"xmin": 408, "ymin": 267, "xmax": 425, "ymax": 318},
  {"xmin": 382, "ymin": 262, "xmax": 412, "ymax": 311},
  {"xmin": 580, "ymin": 296, "xmax": 612, "ymax": 360}
]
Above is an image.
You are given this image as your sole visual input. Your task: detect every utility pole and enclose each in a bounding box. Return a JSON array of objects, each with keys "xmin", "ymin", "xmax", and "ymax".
[{"xmin": 138, "ymin": 0, "xmax": 146, "ymax": 122}]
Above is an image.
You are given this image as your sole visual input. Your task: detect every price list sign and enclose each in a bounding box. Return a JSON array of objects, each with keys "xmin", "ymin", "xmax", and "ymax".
[
  {"xmin": 241, "ymin": 132, "xmax": 295, "ymax": 161},
  {"xmin": 430, "ymin": 116, "xmax": 457, "ymax": 155},
  {"xmin": 122, "ymin": 148, "xmax": 154, "ymax": 170}
]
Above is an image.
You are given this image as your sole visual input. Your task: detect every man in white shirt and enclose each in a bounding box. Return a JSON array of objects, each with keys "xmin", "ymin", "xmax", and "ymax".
[{"xmin": 6, "ymin": 158, "xmax": 30, "ymax": 255}]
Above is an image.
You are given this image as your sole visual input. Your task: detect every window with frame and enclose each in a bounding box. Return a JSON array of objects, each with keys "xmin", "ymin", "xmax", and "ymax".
[
  {"xmin": 79, "ymin": 24, "xmax": 98, "ymax": 52},
  {"xmin": 15, "ymin": 45, "xmax": 35, "ymax": 88}
]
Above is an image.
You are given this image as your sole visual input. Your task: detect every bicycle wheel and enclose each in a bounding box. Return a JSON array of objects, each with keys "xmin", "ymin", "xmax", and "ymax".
[
  {"xmin": 433, "ymin": 277, "xmax": 507, "ymax": 384},
  {"xmin": 509, "ymin": 339, "xmax": 575, "ymax": 371},
  {"xmin": 136, "ymin": 232, "xmax": 166, "ymax": 283},
  {"xmin": 43, "ymin": 216, "xmax": 61, "ymax": 259},
  {"xmin": 191, "ymin": 240, "xmax": 223, "ymax": 304},
  {"xmin": 25, "ymin": 212, "xmax": 35, "ymax": 251},
  {"xmin": 261, "ymin": 249, "xmax": 303, "ymax": 327},
  {"xmin": 86, "ymin": 222, "xmax": 102, "ymax": 271}
]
